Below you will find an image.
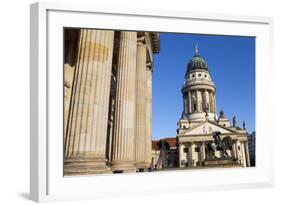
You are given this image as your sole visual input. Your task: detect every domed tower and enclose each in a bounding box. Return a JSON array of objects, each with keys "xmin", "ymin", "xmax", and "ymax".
[
  {"xmin": 176, "ymin": 45, "xmax": 250, "ymax": 169},
  {"xmin": 179, "ymin": 45, "xmax": 217, "ymax": 128}
]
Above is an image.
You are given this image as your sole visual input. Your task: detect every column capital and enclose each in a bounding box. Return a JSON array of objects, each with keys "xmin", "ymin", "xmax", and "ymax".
[
  {"xmin": 146, "ymin": 62, "xmax": 152, "ymax": 71},
  {"xmin": 137, "ymin": 36, "xmax": 146, "ymax": 46},
  {"xmin": 188, "ymin": 141, "xmax": 194, "ymax": 145}
]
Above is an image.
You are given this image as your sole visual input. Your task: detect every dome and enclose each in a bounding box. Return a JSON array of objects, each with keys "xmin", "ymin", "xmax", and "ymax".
[{"xmin": 187, "ymin": 53, "xmax": 208, "ymax": 72}]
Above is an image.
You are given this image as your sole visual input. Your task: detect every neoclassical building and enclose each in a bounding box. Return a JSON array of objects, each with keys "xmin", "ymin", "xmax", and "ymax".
[
  {"xmin": 63, "ymin": 29, "xmax": 160, "ymax": 175},
  {"xmin": 177, "ymin": 47, "xmax": 251, "ymax": 168}
]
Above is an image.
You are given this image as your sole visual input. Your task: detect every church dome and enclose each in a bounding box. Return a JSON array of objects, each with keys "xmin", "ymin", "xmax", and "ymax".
[{"xmin": 187, "ymin": 53, "xmax": 208, "ymax": 72}]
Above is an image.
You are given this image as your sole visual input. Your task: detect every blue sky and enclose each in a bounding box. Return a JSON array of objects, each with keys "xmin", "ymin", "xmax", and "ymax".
[{"xmin": 152, "ymin": 33, "xmax": 255, "ymax": 140}]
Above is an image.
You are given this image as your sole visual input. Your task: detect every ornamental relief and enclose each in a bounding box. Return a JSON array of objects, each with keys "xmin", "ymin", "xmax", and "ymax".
[{"xmin": 203, "ymin": 125, "xmax": 213, "ymax": 134}]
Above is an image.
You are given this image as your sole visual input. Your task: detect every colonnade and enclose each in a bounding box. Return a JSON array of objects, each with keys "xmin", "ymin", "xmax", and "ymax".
[
  {"xmin": 63, "ymin": 29, "xmax": 159, "ymax": 175},
  {"xmin": 184, "ymin": 89, "xmax": 216, "ymax": 114}
]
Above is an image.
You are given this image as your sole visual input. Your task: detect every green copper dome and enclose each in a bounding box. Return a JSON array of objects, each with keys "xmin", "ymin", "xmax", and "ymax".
[
  {"xmin": 187, "ymin": 53, "xmax": 208, "ymax": 72},
  {"xmin": 185, "ymin": 45, "xmax": 209, "ymax": 79}
]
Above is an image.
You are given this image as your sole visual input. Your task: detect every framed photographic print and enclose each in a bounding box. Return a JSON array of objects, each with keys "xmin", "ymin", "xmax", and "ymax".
[{"xmin": 30, "ymin": 2, "xmax": 274, "ymax": 202}]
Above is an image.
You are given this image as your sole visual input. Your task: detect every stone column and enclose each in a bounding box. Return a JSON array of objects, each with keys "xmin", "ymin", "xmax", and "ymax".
[
  {"xmin": 179, "ymin": 143, "xmax": 184, "ymax": 167},
  {"xmin": 135, "ymin": 35, "xmax": 147, "ymax": 170},
  {"xmin": 111, "ymin": 31, "xmax": 137, "ymax": 173},
  {"xmin": 205, "ymin": 90, "xmax": 209, "ymax": 111},
  {"xmin": 241, "ymin": 141, "xmax": 247, "ymax": 167},
  {"xmin": 244, "ymin": 141, "xmax": 251, "ymax": 167},
  {"xmin": 212, "ymin": 92, "xmax": 216, "ymax": 113},
  {"xmin": 145, "ymin": 62, "xmax": 153, "ymax": 168},
  {"xmin": 232, "ymin": 140, "xmax": 238, "ymax": 159},
  {"xmin": 188, "ymin": 91, "xmax": 192, "ymax": 113},
  {"xmin": 201, "ymin": 141, "xmax": 206, "ymax": 163},
  {"xmin": 196, "ymin": 90, "xmax": 201, "ymax": 112},
  {"xmin": 201, "ymin": 90, "xmax": 206, "ymax": 112},
  {"xmin": 189, "ymin": 142, "xmax": 194, "ymax": 166},
  {"xmin": 64, "ymin": 29, "xmax": 115, "ymax": 175},
  {"xmin": 213, "ymin": 92, "xmax": 217, "ymax": 113},
  {"xmin": 236, "ymin": 140, "xmax": 241, "ymax": 163},
  {"xmin": 209, "ymin": 92, "xmax": 213, "ymax": 113}
]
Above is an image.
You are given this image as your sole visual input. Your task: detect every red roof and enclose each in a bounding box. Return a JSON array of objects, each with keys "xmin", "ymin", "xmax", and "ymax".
[
  {"xmin": 163, "ymin": 137, "xmax": 177, "ymax": 147},
  {"xmin": 152, "ymin": 137, "xmax": 177, "ymax": 150},
  {"xmin": 152, "ymin": 140, "xmax": 160, "ymax": 150}
]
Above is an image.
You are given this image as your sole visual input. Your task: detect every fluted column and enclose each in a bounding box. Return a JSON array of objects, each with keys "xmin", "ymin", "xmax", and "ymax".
[
  {"xmin": 135, "ymin": 36, "xmax": 147, "ymax": 169},
  {"xmin": 64, "ymin": 29, "xmax": 114, "ymax": 175},
  {"xmin": 111, "ymin": 31, "xmax": 137, "ymax": 172},
  {"xmin": 145, "ymin": 62, "xmax": 153, "ymax": 168}
]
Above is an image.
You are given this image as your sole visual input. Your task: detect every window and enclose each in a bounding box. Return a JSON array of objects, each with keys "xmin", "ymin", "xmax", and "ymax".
[
  {"xmin": 193, "ymin": 103, "xmax": 197, "ymax": 111},
  {"xmin": 204, "ymin": 74, "xmax": 207, "ymax": 78},
  {"xmin": 198, "ymin": 73, "xmax": 201, "ymax": 77},
  {"xmin": 195, "ymin": 147, "xmax": 200, "ymax": 152},
  {"xmin": 196, "ymin": 162, "xmax": 200, "ymax": 166},
  {"xmin": 238, "ymin": 146, "xmax": 240, "ymax": 150},
  {"xmin": 192, "ymin": 74, "xmax": 195, "ymax": 78},
  {"xmin": 183, "ymin": 147, "xmax": 189, "ymax": 153},
  {"xmin": 181, "ymin": 160, "xmax": 185, "ymax": 165}
]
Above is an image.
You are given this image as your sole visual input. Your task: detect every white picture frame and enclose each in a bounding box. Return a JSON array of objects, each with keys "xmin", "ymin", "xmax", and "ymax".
[{"xmin": 30, "ymin": 2, "xmax": 274, "ymax": 202}]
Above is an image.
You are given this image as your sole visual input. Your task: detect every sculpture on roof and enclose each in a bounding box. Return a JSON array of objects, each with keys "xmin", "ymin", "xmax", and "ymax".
[
  {"xmin": 243, "ymin": 121, "xmax": 246, "ymax": 129},
  {"xmin": 233, "ymin": 116, "xmax": 236, "ymax": 127}
]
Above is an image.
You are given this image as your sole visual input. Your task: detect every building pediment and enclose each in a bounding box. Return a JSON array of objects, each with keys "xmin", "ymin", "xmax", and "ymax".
[{"xmin": 183, "ymin": 120, "xmax": 237, "ymax": 136}]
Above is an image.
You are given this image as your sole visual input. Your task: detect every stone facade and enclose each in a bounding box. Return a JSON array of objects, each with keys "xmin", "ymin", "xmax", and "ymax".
[{"xmin": 63, "ymin": 29, "xmax": 159, "ymax": 175}]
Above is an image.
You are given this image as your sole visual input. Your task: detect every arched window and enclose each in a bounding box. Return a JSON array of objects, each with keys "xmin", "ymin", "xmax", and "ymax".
[{"xmin": 193, "ymin": 103, "xmax": 197, "ymax": 112}]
